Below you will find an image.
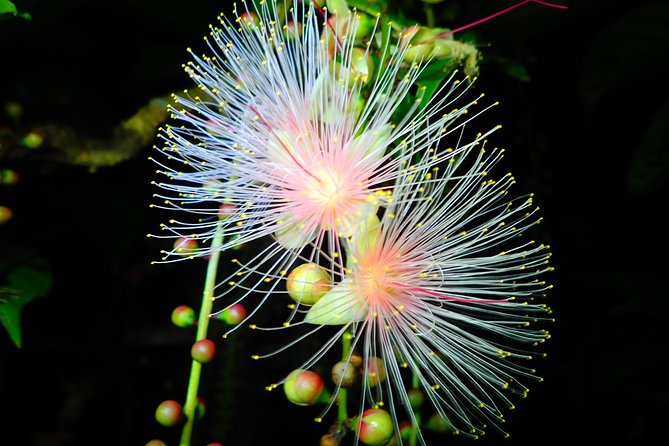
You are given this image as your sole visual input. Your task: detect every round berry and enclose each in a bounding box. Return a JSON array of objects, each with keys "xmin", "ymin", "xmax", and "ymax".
[
  {"xmin": 283, "ymin": 369, "xmax": 325, "ymax": 406},
  {"xmin": 363, "ymin": 357, "xmax": 386, "ymax": 388},
  {"xmin": 398, "ymin": 420, "xmax": 412, "ymax": 441},
  {"xmin": 145, "ymin": 440, "xmax": 166, "ymax": 446},
  {"xmin": 331, "ymin": 360, "xmax": 359, "ymax": 388},
  {"xmin": 171, "ymin": 305, "xmax": 196, "ymax": 327},
  {"xmin": 425, "ymin": 412, "xmax": 452, "ymax": 433},
  {"xmin": 0, "ymin": 206, "xmax": 12, "ymax": 224},
  {"xmin": 356, "ymin": 408, "xmax": 394, "ymax": 446},
  {"xmin": 191, "ymin": 339, "xmax": 216, "ymax": 363},
  {"xmin": 174, "ymin": 237, "xmax": 198, "ymax": 255},
  {"xmin": 286, "ymin": 263, "xmax": 332, "ymax": 305},
  {"xmin": 407, "ymin": 389, "xmax": 424, "ymax": 409},
  {"xmin": 155, "ymin": 400, "xmax": 182, "ymax": 427},
  {"xmin": 320, "ymin": 434, "xmax": 339, "ymax": 446},
  {"xmin": 216, "ymin": 303, "xmax": 247, "ymax": 325}
]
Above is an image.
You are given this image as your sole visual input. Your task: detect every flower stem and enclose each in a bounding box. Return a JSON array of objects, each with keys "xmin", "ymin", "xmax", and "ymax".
[
  {"xmin": 423, "ymin": 3, "xmax": 435, "ymax": 28},
  {"xmin": 337, "ymin": 328, "xmax": 352, "ymax": 423},
  {"xmin": 409, "ymin": 373, "xmax": 420, "ymax": 446},
  {"xmin": 179, "ymin": 221, "xmax": 225, "ymax": 446}
]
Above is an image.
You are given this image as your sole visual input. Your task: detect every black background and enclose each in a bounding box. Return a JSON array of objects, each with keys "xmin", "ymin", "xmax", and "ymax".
[{"xmin": 1, "ymin": 0, "xmax": 668, "ymax": 445}]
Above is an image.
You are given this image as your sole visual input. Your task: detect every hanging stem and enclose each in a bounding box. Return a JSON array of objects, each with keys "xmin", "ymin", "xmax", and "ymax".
[
  {"xmin": 337, "ymin": 328, "xmax": 353, "ymax": 423},
  {"xmin": 180, "ymin": 220, "xmax": 225, "ymax": 446},
  {"xmin": 408, "ymin": 373, "xmax": 420, "ymax": 446},
  {"xmin": 423, "ymin": 3, "xmax": 435, "ymax": 28}
]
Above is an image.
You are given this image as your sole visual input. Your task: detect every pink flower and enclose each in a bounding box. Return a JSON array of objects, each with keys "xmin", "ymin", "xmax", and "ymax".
[
  {"xmin": 263, "ymin": 136, "xmax": 553, "ymax": 441},
  {"xmin": 150, "ymin": 1, "xmax": 488, "ymax": 322}
]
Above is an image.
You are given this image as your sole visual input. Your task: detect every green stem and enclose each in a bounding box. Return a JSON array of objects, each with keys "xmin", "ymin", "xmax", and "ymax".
[
  {"xmin": 423, "ymin": 3, "xmax": 435, "ymax": 28},
  {"xmin": 179, "ymin": 221, "xmax": 225, "ymax": 446},
  {"xmin": 337, "ymin": 328, "xmax": 352, "ymax": 423},
  {"xmin": 408, "ymin": 372, "xmax": 421, "ymax": 446}
]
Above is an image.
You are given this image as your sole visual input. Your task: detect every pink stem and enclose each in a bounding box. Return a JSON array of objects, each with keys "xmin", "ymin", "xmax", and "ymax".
[{"xmin": 427, "ymin": 0, "xmax": 568, "ymax": 41}]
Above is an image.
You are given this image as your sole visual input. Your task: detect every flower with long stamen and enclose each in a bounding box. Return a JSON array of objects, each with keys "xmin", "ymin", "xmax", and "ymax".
[
  {"xmin": 257, "ymin": 126, "xmax": 554, "ymax": 442},
  {"xmin": 149, "ymin": 0, "xmax": 490, "ymax": 324}
]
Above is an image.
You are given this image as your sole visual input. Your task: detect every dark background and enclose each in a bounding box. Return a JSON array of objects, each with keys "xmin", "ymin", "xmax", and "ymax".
[{"xmin": 1, "ymin": 0, "xmax": 668, "ymax": 445}]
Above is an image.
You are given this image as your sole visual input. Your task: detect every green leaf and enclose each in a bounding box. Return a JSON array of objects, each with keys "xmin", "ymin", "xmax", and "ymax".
[
  {"xmin": 347, "ymin": 0, "xmax": 384, "ymax": 17},
  {"xmin": 0, "ymin": 248, "xmax": 52, "ymax": 348},
  {"xmin": 0, "ymin": 0, "xmax": 29, "ymax": 20},
  {"xmin": 0, "ymin": 0, "xmax": 18, "ymax": 16}
]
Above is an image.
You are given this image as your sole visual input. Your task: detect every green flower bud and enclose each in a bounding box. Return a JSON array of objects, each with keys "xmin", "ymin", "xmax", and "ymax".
[
  {"xmin": 336, "ymin": 47, "xmax": 375, "ymax": 88},
  {"xmin": 287, "ymin": 263, "xmax": 332, "ymax": 305},
  {"xmin": 401, "ymin": 26, "xmax": 436, "ymax": 63},
  {"xmin": 326, "ymin": 0, "xmax": 349, "ymax": 15}
]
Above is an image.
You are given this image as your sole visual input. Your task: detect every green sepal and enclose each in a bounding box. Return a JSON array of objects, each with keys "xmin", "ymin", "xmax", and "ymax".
[{"xmin": 1, "ymin": 246, "xmax": 52, "ymax": 348}]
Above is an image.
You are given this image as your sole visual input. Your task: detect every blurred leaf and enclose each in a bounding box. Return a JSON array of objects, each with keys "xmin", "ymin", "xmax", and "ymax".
[
  {"xmin": 0, "ymin": 0, "xmax": 30, "ymax": 20},
  {"xmin": 0, "ymin": 0, "xmax": 17, "ymax": 15},
  {"xmin": 487, "ymin": 55, "xmax": 531, "ymax": 82},
  {"xmin": 626, "ymin": 96, "xmax": 669, "ymax": 197},
  {"xmin": 0, "ymin": 248, "xmax": 52, "ymax": 348},
  {"xmin": 348, "ymin": 0, "xmax": 384, "ymax": 16}
]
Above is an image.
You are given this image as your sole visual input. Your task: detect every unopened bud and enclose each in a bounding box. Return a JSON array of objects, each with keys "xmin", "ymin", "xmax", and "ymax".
[
  {"xmin": 331, "ymin": 359, "xmax": 360, "ymax": 388},
  {"xmin": 286, "ymin": 263, "xmax": 332, "ymax": 305},
  {"xmin": 283, "ymin": 369, "xmax": 325, "ymax": 406},
  {"xmin": 363, "ymin": 356, "xmax": 386, "ymax": 388},
  {"xmin": 355, "ymin": 408, "xmax": 394, "ymax": 446},
  {"xmin": 174, "ymin": 237, "xmax": 198, "ymax": 255}
]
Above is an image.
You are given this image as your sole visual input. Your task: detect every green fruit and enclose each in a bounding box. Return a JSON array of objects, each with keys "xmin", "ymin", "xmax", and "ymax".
[
  {"xmin": 216, "ymin": 303, "xmax": 248, "ymax": 325},
  {"xmin": 171, "ymin": 305, "xmax": 196, "ymax": 327}
]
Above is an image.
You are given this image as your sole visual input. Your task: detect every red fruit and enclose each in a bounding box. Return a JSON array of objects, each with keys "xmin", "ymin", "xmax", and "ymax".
[
  {"xmin": 155, "ymin": 400, "xmax": 182, "ymax": 427},
  {"xmin": 145, "ymin": 440, "xmax": 166, "ymax": 446},
  {"xmin": 191, "ymin": 339, "xmax": 216, "ymax": 363}
]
